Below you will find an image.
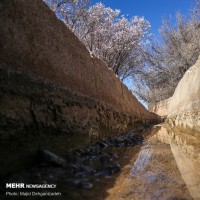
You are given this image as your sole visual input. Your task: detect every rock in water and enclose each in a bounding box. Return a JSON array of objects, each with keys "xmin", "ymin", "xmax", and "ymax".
[
  {"xmin": 96, "ymin": 141, "xmax": 108, "ymax": 148},
  {"xmin": 38, "ymin": 149, "xmax": 66, "ymax": 167},
  {"xmin": 81, "ymin": 181, "xmax": 93, "ymax": 189}
]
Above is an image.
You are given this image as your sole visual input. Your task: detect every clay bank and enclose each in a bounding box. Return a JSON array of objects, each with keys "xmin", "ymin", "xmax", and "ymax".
[
  {"xmin": 0, "ymin": 0, "xmax": 200, "ymax": 200},
  {"xmin": 0, "ymin": 0, "xmax": 159, "ymax": 178}
]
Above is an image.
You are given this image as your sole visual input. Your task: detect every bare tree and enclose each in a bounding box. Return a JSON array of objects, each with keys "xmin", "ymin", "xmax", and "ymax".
[
  {"xmin": 44, "ymin": 1, "xmax": 150, "ymax": 80},
  {"xmin": 132, "ymin": 0, "xmax": 200, "ymax": 103}
]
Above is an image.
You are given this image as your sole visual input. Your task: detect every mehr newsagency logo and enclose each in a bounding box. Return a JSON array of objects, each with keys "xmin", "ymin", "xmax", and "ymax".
[{"xmin": 5, "ymin": 183, "xmax": 62, "ymax": 197}]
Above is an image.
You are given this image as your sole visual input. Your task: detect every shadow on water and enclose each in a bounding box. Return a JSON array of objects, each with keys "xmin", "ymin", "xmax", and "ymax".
[{"xmin": 0, "ymin": 124, "xmax": 159, "ymax": 200}]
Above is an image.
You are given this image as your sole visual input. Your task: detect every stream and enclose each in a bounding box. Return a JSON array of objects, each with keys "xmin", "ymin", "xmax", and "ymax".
[{"xmin": 1, "ymin": 124, "xmax": 199, "ymax": 200}]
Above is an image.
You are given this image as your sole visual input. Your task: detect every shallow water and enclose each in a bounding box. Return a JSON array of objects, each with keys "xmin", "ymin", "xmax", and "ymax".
[
  {"xmin": 107, "ymin": 141, "xmax": 192, "ymax": 200},
  {"xmin": 2, "ymin": 125, "xmax": 199, "ymax": 200}
]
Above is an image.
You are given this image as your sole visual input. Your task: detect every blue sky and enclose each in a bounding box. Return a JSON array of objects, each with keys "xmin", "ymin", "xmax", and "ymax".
[
  {"xmin": 91, "ymin": 0, "xmax": 194, "ymax": 107},
  {"xmin": 92, "ymin": 0, "xmax": 193, "ymax": 37}
]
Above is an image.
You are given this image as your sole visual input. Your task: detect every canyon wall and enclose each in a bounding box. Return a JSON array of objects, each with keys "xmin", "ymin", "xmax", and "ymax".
[
  {"xmin": 149, "ymin": 56, "xmax": 200, "ymax": 132},
  {"xmin": 151, "ymin": 56, "xmax": 200, "ymax": 197},
  {"xmin": 0, "ymin": 0, "xmax": 159, "ymax": 177},
  {"xmin": 149, "ymin": 56, "xmax": 200, "ymax": 198},
  {"xmin": 148, "ymin": 98, "xmax": 171, "ymax": 117},
  {"xmin": 168, "ymin": 56, "xmax": 200, "ymax": 131},
  {"xmin": 0, "ymin": 0, "xmax": 154, "ymax": 118},
  {"xmin": 167, "ymin": 57, "xmax": 200, "ymax": 198}
]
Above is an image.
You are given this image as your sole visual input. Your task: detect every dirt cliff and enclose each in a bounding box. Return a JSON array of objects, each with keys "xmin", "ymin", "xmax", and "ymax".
[
  {"xmin": 168, "ymin": 56, "xmax": 200, "ymax": 131},
  {"xmin": 0, "ymin": 0, "xmax": 159, "ymax": 178},
  {"xmin": 148, "ymin": 98, "xmax": 171, "ymax": 117},
  {"xmin": 0, "ymin": 0, "xmax": 155, "ymax": 117}
]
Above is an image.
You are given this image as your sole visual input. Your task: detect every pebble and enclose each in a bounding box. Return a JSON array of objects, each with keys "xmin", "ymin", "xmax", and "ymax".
[
  {"xmin": 81, "ymin": 182, "xmax": 93, "ymax": 189},
  {"xmin": 75, "ymin": 172, "xmax": 86, "ymax": 177},
  {"xmin": 38, "ymin": 149, "xmax": 66, "ymax": 167},
  {"xmin": 32, "ymin": 127, "xmax": 146, "ymax": 190},
  {"xmin": 96, "ymin": 141, "xmax": 108, "ymax": 148}
]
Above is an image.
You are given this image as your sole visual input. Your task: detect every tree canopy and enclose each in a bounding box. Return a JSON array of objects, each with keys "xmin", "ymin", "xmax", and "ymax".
[
  {"xmin": 44, "ymin": 0, "xmax": 150, "ymax": 80},
  {"xmin": 44, "ymin": 0, "xmax": 200, "ymax": 104}
]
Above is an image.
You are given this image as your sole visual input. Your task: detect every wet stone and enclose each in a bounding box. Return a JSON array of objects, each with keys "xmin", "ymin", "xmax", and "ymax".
[
  {"xmin": 96, "ymin": 141, "xmax": 108, "ymax": 148},
  {"xmin": 38, "ymin": 149, "xmax": 66, "ymax": 167},
  {"xmin": 75, "ymin": 172, "xmax": 86, "ymax": 177},
  {"xmin": 80, "ymin": 181, "xmax": 93, "ymax": 189},
  {"xmin": 18, "ymin": 127, "xmax": 147, "ymax": 192}
]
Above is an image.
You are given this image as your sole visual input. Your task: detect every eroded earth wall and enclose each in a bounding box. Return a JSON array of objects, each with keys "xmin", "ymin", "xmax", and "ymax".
[
  {"xmin": 0, "ymin": 0, "xmax": 159, "ymax": 177},
  {"xmin": 148, "ymin": 98, "xmax": 171, "ymax": 117},
  {"xmin": 168, "ymin": 56, "xmax": 200, "ymax": 131},
  {"xmin": 0, "ymin": 0, "xmax": 155, "ymax": 117}
]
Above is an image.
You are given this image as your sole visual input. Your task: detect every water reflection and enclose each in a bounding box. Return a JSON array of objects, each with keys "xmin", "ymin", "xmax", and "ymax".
[
  {"xmin": 103, "ymin": 125, "xmax": 194, "ymax": 200},
  {"xmin": 169, "ymin": 128, "xmax": 200, "ymax": 199},
  {"xmin": 131, "ymin": 144, "xmax": 151, "ymax": 176},
  {"xmin": 126, "ymin": 139, "xmax": 192, "ymax": 200},
  {"xmin": 1, "ymin": 126, "xmax": 199, "ymax": 200}
]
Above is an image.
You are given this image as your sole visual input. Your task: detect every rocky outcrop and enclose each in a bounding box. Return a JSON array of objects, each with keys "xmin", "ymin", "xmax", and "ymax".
[
  {"xmin": 148, "ymin": 98, "xmax": 171, "ymax": 117},
  {"xmin": 167, "ymin": 56, "xmax": 200, "ymax": 131}
]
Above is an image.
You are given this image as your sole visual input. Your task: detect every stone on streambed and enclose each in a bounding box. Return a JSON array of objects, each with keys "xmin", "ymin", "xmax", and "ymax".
[
  {"xmin": 123, "ymin": 138, "xmax": 134, "ymax": 146},
  {"xmin": 80, "ymin": 181, "xmax": 93, "ymax": 189},
  {"xmin": 74, "ymin": 165, "xmax": 94, "ymax": 177},
  {"xmin": 96, "ymin": 141, "xmax": 109, "ymax": 148},
  {"xmin": 38, "ymin": 149, "xmax": 66, "ymax": 167},
  {"xmin": 97, "ymin": 164, "xmax": 121, "ymax": 178}
]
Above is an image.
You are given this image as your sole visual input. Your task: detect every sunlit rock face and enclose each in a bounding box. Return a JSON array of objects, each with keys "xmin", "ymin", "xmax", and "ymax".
[
  {"xmin": 148, "ymin": 98, "xmax": 171, "ymax": 117},
  {"xmin": 168, "ymin": 56, "xmax": 200, "ymax": 131},
  {"xmin": 149, "ymin": 55, "xmax": 200, "ymax": 198},
  {"xmin": 158, "ymin": 56, "xmax": 200, "ymax": 198}
]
